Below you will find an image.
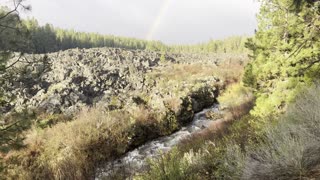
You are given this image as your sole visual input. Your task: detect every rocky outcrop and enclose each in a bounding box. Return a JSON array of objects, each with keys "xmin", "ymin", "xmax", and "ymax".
[
  {"xmin": 2, "ymin": 48, "xmax": 175, "ymax": 115},
  {"xmin": 1, "ymin": 47, "xmax": 226, "ymax": 117}
]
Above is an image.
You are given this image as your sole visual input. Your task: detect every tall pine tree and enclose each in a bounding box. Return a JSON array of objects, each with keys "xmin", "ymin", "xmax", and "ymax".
[{"xmin": 244, "ymin": 0, "xmax": 320, "ymax": 118}]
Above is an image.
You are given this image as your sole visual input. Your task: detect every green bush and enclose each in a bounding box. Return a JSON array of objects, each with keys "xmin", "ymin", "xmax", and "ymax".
[
  {"xmin": 218, "ymin": 83, "xmax": 253, "ymax": 108},
  {"xmin": 139, "ymin": 148, "xmax": 191, "ymax": 180},
  {"xmin": 242, "ymin": 63, "xmax": 256, "ymax": 88}
]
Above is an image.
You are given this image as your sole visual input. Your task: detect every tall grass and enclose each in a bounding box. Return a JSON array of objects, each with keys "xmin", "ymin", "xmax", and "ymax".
[
  {"xmin": 3, "ymin": 108, "xmax": 133, "ymax": 179},
  {"xmin": 243, "ymin": 84, "xmax": 320, "ymax": 179}
]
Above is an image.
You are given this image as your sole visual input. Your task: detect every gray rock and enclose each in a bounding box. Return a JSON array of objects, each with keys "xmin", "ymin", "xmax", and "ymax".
[{"xmin": 2, "ymin": 48, "xmax": 173, "ymax": 115}]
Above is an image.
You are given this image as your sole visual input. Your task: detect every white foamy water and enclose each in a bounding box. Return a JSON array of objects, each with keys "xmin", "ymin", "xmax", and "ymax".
[{"xmin": 95, "ymin": 104, "xmax": 221, "ymax": 179}]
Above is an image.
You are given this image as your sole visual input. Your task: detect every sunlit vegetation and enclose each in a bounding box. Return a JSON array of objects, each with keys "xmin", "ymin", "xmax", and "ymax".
[
  {"xmin": 138, "ymin": 0, "xmax": 320, "ymax": 179},
  {"xmin": 170, "ymin": 36, "xmax": 248, "ymax": 54},
  {"xmin": 244, "ymin": 0, "xmax": 320, "ymax": 120},
  {"xmin": 139, "ymin": 83, "xmax": 320, "ymax": 180},
  {"xmin": 2, "ymin": 0, "xmax": 320, "ymax": 179}
]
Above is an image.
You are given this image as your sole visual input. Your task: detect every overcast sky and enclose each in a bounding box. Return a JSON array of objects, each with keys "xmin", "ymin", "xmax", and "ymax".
[{"xmin": 3, "ymin": 0, "xmax": 260, "ymax": 44}]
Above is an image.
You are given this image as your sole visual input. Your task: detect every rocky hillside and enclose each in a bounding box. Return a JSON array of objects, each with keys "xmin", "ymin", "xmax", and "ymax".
[
  {"xmin": 0, "ymin": 47, "xmax": 248, "ymax": 179},
  {"xmin": 1, "ymin": 48, "xmax": 246, "ymax": 116}
]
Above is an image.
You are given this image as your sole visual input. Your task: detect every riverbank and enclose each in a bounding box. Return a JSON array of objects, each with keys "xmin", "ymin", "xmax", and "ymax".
[
  {"xmin": 96, "ymin": 104, "xmax": 222, "ymax": 179},
  {"xmin": 1, "ymin": 49, "xmax": 247, "ymax": 179}
]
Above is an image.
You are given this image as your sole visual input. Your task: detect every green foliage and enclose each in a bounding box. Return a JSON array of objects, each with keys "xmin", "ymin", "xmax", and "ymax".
[
  {"xmin": 243, "ymin": 0, "xmax": 320, "ymax": 118},
  {"xmin": 242, "ymin": 63, "xmax": 256, "ymax": 88},
  {"xmin": 160, "ymin": 109, "xmax": 178, "ymax": 135},
  {"xmin": 0, "ymin": 110, "xmax": 36, "ymax": 153},
  {"xmin": 140, "ymin": 147, "xmax": 227, "ymax": 180},
  {"xmin": 19, "ymin": 18, "xmax": 170, "ymax": 53},
  {"xmin": 218, "ymin": 84, "xmax": 253, "ymax": 108},
  {"xmin": 0, "ymin": 5, "xmax": 32, "ymax": 111},
  {"xmin": 170, "ymin": 36, "xmax": 248, "ymax": 54},
  {"xmin": 160, "ymin": 52, "xmax": 166, "ymax": 63},
  {"xmin": 0, "ymin": 6, "xmax": 30, "ymax": 72},
  {"xmin": 0, "ymin": 7, "xmax": 31, "ymax": 53}
]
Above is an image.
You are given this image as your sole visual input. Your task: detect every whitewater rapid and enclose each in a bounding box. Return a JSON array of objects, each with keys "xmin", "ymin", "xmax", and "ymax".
[{"xmin": 95, "ymin": 104, "xmax": 221, "ymax": 179}]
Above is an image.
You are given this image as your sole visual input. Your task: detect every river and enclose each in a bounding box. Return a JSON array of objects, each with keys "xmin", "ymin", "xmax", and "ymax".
[{"xmin": 95, "ymin": 104, "xmax": 221, "ymax": 179}]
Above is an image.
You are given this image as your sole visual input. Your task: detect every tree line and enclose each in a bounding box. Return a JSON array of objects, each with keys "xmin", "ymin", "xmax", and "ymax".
[
  {"xmin": 0, "ymin": 6, "xmax": 247, "ymax": 55},
  {"xmin": 23, "ymin": 18, "xmax": 167, "ymax": 53}
]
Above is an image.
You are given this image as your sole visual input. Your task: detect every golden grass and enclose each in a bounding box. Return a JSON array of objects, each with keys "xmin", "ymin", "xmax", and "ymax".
[
  {"xmin": 3, "ymin": 102, "xmax": 185, "ymax": 179},
  {"xmin": 150, "ymin": 63, "xmax": 216, "ymax": 83},
  {"xmin": 4, "ymin": 108, "xmax": 133, "ymax": 179},
  {"xmin": 163, "ymin": 96, "xmax": 182, "ymax": 114}
]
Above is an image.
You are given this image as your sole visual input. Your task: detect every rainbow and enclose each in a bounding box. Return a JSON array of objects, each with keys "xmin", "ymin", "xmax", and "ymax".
[{"xmin": 146, "ymin": 0, "xmax": 171, "ymax": 40}]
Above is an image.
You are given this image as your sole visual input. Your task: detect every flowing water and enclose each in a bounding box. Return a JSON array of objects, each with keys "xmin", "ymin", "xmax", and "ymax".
[{"xmin": 95, "ymin": 104, "xmax": 221, "ymax": 179}]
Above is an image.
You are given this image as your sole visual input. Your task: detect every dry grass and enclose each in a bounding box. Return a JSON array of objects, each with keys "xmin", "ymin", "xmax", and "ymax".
[
  {"xmin": 129, "ymin": 105, "xmax": 153, "ymax": 124},
  {"xmin": 3, "ymin": 107, "xmax": 133, "ymax": 179},
  {"xmin": 146, "ymin": 54, "xmax": 247, "ymax": 99},
  {"xmin": 2, "ymin": 93, "xmax": 200, "ymax": 179},
  {"xmin": 152, "ymin": 63, "xmax": 215, "ymax": 82},
  {"xmin": 223, "ymin": 96, "xmax": 255, "ymax": 122},
  {"xmin": 163, "ymin": 96, "xmax": 182, "ymax": 114}
]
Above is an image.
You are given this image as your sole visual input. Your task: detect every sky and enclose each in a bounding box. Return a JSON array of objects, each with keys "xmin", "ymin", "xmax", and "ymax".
[{"xmin": 2, "ymin": 0, "xmax": 260, "ymax": 44}]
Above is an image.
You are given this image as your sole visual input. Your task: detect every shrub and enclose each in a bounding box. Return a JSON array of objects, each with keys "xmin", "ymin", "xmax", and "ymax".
[
  {"xmin": 3, "ymin": 108, "xmax": 133, "ymax": 179},
  {"xmin": 243, "ymin": 84, "xmax": 320, "ymax": 179},
  {"xmin": 218, "ymin": 84, "xmax": 253, "ymax": 109},
  {"xmin": 0, "ymin": 110, "xmax": 36, "ymax": 154},
  {"xmin": 139, "ymin": 147, "xmax": 220, "ymax": 180},
  {"xmin": 242, "ymin": 63, "xmax": 256, "ymax": 88}
]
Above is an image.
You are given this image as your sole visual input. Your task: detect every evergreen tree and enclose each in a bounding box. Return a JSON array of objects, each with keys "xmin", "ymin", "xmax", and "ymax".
[{"xmin": 244, "ymin": 0, "xmax": 320, "ymax": 117}]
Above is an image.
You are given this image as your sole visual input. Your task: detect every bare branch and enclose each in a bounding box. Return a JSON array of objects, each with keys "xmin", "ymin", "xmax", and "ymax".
[
  {"xmin": 0, "ymin": 0, "xmax": 21, "ymax": 21},
  {"xmin": 0, "ymin": 119, "xmax": 22, "ymax": 132},
  {"xmin": 4, "ymin": 53, "xmax": 22, "ymax": 70}
]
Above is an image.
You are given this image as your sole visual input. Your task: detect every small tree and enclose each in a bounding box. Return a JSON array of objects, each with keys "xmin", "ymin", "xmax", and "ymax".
[
  {"xmin": 0, "ymin": 0, "xmax": 32, "ymax": 152},
  {"xmin": 0, "ymin": 0, "xmax": 31, "ymax": 73}
]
